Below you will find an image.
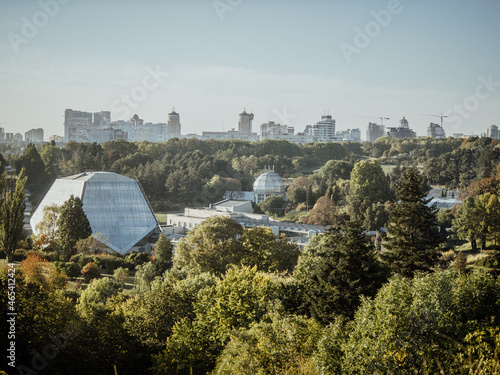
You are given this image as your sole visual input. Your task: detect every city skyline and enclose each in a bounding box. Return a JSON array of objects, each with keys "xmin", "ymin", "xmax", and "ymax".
[{"xmin": 1, "ymin": 0, "xmax": 499, "ymax": 139}]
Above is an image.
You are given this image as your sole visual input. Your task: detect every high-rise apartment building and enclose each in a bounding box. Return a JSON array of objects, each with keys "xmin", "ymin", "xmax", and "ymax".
[
  {"xmin": 428, "ymin": 122, "xmax": 446, "ymax": 138},
  {"xmin": 25, "ymin": 128, "xmax": 44, "ymax": 142},
  {"xmin": 366, "ymin": 122, "xmax": 385, "ymax": 143},
  {"xmin": 304, "ymin": 115, "xmax": 336, "ymax": 140},
  {"xmin": 167, "ymin": 108, "xmax": 181, "ymax": 136},
  {"xmin": 487, "ymin": 124, "xmax": 499, "ymax": 139},
  {"xmin": 238, "ymin": 109, "xmax": 254, "ymax": 134},
  {"xmin": 64, "ymin": 109, "xmax": 93, "ymax": 142}
]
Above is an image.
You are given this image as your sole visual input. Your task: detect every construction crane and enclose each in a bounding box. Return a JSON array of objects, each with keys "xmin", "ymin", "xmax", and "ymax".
[
  {"xmin": 359, "ymin": 116, "xmax": 390, "ymax": 125},
  {"xmin": 421, "ymin": 113, "xmax": 448, "ymax": 127},
  {"xmin": 379, "ymin": 117, "xmax": 390, "ymax": 125}
]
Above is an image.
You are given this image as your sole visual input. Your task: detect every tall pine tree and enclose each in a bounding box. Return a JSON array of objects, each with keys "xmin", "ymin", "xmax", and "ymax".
[
  {"xmin": 382, "ymin": 166, "xmax": 439, "ymax": 278},
  {"xmin": 58, "ymin": 195, "xmax": 92, "ymax": 260}
]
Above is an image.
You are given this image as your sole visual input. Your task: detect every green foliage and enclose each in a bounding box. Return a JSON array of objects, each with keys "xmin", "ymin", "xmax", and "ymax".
[
  {"xmin": 349, "ymin": 160, "xmax": 391, "ymax": 203},
  {"xmin": 54, "ymin": 261, "xmax": 81, "ymax": 279},
  {"xmin": 258, "ymin": 195, "xmax": 287, "ymax": 216},
  {"xmin": 15, "ymin": 143, "xmax": 48, "ymax": 188},
  {"xmin": 295, "ymin": 221, "xmax": 388, "ymax": 322},
  {"xmin": 152, "ymin": 234, "xmax": 173, "ymax": 275},
  {"xmin": 213, "ymin": 313, "xmax": 322, "ymax": 375},
  {"xmin": 113, "ymin": 267, "xmax": 129, "ymax": 288},
  {"xmin": 134, "ymin": 261, "xmax": 156, "ymax": 291},
  {"xmin": 77, "ymin": 277, "xmax": 120, "ymax": 318},
  {"xmin": 174, "ymin": 216, "xmax": 244, "ymax": 275},
  {"xmin": 239, "ymin": 227, "xmax": 300, "ymax": 273},
  {"xmin": 318, "ymin": 160, "xmax": 353, "ymax": 186},
  {"xmin": 58, "ymin": 195, "xmax": 92, "ymax": 260},
  {"xmin": 121, "ymin": 272, "xmax": 217, "ymax": 351},
  {"xmin": 0, "ymin": 168, "xmax": 27, "ymax": 262},
  {"xmin": 338, "ymin": 270, "xmax": 500, "ymax": 374},
  {"xmin": 153, "ymin": 266, "xmax": 284, "ymax": 374},
  {"xmin": 382, "ymin": 167, "xmax": 440, "ymax": 277}
]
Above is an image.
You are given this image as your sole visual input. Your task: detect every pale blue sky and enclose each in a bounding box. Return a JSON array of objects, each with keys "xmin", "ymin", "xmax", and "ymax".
[{"xmin": 1, "ymin": 0, "xmax": 499, "ymax": 140}]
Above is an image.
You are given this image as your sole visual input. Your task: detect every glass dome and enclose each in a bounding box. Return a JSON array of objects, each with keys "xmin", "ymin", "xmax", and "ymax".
[{"xmin": 253, "ymin": 171, "xmax": 286, "ymax": 203}]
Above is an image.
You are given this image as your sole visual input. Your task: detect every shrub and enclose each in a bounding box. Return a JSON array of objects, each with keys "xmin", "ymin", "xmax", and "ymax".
[
  {"xmin": 53, "ymin": 261, "xmax": 81, "ymax": 279},
  {"xmin": 81, "ymin": 262, "xmax": 101, "ymax": 283},
  {"xmin": 113, "ymin": 267, "xmax": 129, "ymax": 288},
  {"xmin": 125, "ymin": 252, "xmax": 149, "ymax": 266}
]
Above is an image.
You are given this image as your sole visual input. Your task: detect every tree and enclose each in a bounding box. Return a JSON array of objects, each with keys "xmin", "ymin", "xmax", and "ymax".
[
  {"xmin": 301, "ymin": 196, "xmax": 345, "ymax": 226},
  {"xmin": 152, "ymin": 234, "xmax": 174, "ymax": 275},
  {"xmin": 318, "ymin": 160, "xmax": 353, "ymax": 186},
  {"xmin": 213, "ymin": 313, "xmax": 322, "ymax": 375},
  {"xmin": 287, "ymin": 176, "xmax": 315, "ymax": 205},
  {"xmin": 15, "ymin": 143, "xmax": 48, "ymax": 189},
  {"xmin": 239, "ymin": 227, "xmax": 300, "ymax": 272},
  {"xmin": 173, "ymin": 216, "xmax": 244, "ymax": 275},
  {"xmin": 57, "ymin": 195, "xmax": 92, "ymax": 260},
  {"xmin": 382, "ymin": 167, "xmax": 440, "ymax": 278},
  {"xmin": 349, "ymin": 160, "xmax": 391, "ymax": 203},
  {"xmin": 113, "ymin": 267, "xmax": 129, "ymax": 288},
  {"xmin": 452, "ymin": 196, "xmax": 481, "ymax": 251},
  {"xmin": 77, "ymin": 277, "xmax": 120, "ymax": 318},
  {"xmin": 295, "ymin": 221, "xmax": 388, "ymax": 322},
  {"xmin": 340, "ymin": 271, "xmax": 500, "ymax": 374},
  {"xmin": 34, "ymin": 204, "xmax": 61, "ymax": 249},
  {"xmin": 0, "ymin": 168, "xmax": 27, "ymax": 263},
  {"xmin": 258, "ymin": 195, "xmax": 286, "ymax": 216},
  {"xmin": 81, "ymin": 261, "xmax": 101, "ymax": 283},
  {"xmin": 201, "ymin": 174, "xmax": 227, "ymax": 203}
]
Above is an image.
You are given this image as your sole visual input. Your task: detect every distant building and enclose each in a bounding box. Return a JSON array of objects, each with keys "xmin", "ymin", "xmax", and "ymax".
[
  {"xmin": 366, "ymin": 122, "xmax": 385, "ymax": 143},
  {"xmin": 303, "ymin": 115, "xmax": 336, "ymax": 140},
  {"xmin": 238, "ymin": 109, "xmax": 254, "ymax": 134},
  {"xmin": 428, "ymin": 122, "xmax": 446, "ymax": 138},
  {"xmin": 13, "ymin": 133, "xmax": 23, "ymax": 142},
  {"xmin": 166, "ymin": 202, "xmax": 325, "ymax": 249},
  {"xmin": 202, "ymin": 129, "xmax": 258, "ymax": 142},
  {"xmin": 260, "ymin": 121, "xmax": 294, "ymax": 140},
  {"xmin": 167, "ymin": 108, "xmax": 181, "ymax": 136},
  {"xmin": 25, "ymin": 128, "xmax": 44, "ymax": 142},
  {"xmin": 386, "ymin": 117, "xmax": 417, "ymax": 139},
  {"xmin": 337, "ymin": 128, "xmax": 361, "ymax": 142},
  {"xmin": 93, "ymin": 111, "xmax": 111, "ymax": 126},
  {"xmin": 64, "ymin": 109, "xmax": 93, "ymax": 142},
  {"xmin": 0, "ymin": 128, "xmax": 4, "ymax": 141},
  {"xmin": 487, "ymin": 125, "xmax": 499, "ymax": 139}
]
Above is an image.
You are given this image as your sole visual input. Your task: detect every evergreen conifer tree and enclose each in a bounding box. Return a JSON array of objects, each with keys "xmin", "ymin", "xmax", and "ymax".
[
  {"xmin": 57, "ymin": 195, "xmax": 92, "ymax": 260},
  {"xmin": 382, "ymin": 167, "xmax": 440, "ymax": 277}
]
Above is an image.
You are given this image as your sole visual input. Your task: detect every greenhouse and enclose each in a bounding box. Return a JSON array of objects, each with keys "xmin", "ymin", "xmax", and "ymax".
[{"xmin": 31, "ymin": 172, "xmax": 160, "ymax": 255}]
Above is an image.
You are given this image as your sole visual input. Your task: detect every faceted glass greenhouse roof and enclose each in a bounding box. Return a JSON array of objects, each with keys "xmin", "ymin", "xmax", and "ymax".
[
  {"xmin": 31, "ymin": 172, "xmax": 159, "ymax": 255},
  {"xmin": 253, "ymin": 171, "xmax": 285, "ymax": 194}
]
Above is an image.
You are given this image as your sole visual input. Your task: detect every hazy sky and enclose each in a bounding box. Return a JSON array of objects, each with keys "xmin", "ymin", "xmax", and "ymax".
[{"xmin": 1, "ymin": 0, "xmax": 499, "ymax": 140}]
